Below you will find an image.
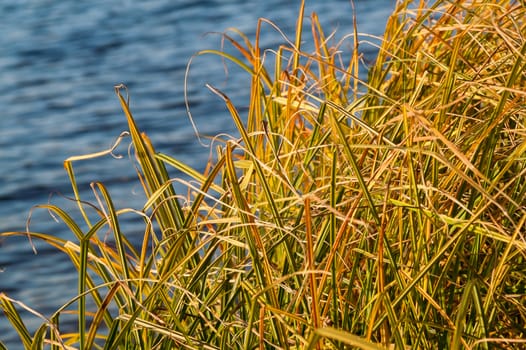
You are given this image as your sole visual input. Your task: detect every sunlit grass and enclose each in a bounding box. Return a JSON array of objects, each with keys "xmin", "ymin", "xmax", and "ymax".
[{"xmin": 1, "ymin": 0, "xmax": 525, "ymax": 349}]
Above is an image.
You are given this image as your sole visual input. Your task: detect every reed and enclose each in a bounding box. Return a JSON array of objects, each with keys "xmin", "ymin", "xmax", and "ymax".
[{"xmin": 1, "ymin": 0, "xmax": 525, "ymax": 349}]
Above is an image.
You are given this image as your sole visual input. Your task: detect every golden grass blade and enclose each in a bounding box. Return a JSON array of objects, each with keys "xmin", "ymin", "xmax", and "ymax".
[
  {"xmin": 304, "ymin": 197, "xmax": 319, "ymax": 332},
  {"xmin": 307, "ymin": 327, "xmax": 387, "ymax": 350},
  {"xmin": 115, "ymin": 84, "xmax": 184, "ymax": 234},
  {"xmin": 292, "ymin": 0, "xmax": 305, "ymax": 72},
  {"xmin": 84, "ymin": 283, "xmax": 121, "ymax": 349},
  {"xmin": 196, "ymin": 50, "xmax": 272, "ymax": 88},
  {"xmin": 118, "ymin": 315, "xmax": 220, "ymax": 350},
  {"xmin": 155, "ymin": 152, "xmax": 224, "ymax": 195},
  {"xmin": 63, "ymin": 131, "xmax": 129, "ymax": 228},
  {"xmin": 0, "ymin": 294, "xmax": 33, "ymax": 349}
]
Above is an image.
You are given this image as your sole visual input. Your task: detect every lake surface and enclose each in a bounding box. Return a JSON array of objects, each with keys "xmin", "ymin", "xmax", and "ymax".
[{"xmin": 0, "ymin": 0, "xmax": 394, "ymax": 347}]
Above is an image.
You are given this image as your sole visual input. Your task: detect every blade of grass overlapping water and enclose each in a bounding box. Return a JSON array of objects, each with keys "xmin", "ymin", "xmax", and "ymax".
[
  {"xmin": 115, "ymin": 85, "xmax": 184, "ymax": 239},
  {"xmin": 0, "ymin": 296, "xmax": 32, "ymax": 349}
]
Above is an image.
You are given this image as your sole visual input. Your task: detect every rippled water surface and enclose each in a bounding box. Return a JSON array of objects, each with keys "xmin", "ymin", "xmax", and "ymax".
[{"xmin": 0, "ymin": 0, "xmax": 393, "ymax": 347}]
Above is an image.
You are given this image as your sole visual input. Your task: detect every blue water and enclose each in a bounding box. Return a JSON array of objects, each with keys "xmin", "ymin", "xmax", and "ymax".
[{"xmin": 0, "ymin": 0, "xmax": 394, "ymax": 347}]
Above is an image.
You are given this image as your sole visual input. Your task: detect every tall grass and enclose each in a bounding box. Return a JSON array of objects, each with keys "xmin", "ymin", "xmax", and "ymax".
[{"xmin": 1, "ymin": 0, "xmax": 525, "ymax": 349}]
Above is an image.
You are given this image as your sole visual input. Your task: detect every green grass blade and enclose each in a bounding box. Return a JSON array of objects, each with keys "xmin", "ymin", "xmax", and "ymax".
[
  {"xmin": 307, "ymin": 327, "xmax": 387, "ymax": 350},
  {"xmin": 0, "ymin": 295, "xmax": 33, "ymax": 348},
  {"xmin": 115, "ymin": 84, "xmax": 184, "ymax": 234}
]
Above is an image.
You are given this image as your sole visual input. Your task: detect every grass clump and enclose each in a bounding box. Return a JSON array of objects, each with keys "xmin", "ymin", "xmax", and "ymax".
[{"xmin": 1, "ymin": 0, "xmax": 525, "ymax": 349}]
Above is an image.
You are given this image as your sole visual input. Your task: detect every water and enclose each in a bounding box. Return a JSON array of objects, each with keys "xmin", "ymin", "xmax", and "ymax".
[{"xmin": 0, "ymin": 0, "xmax": 394, "ymax": 347}]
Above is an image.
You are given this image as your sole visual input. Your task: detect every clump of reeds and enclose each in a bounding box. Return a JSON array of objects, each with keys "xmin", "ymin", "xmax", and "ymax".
[{"xmin": 1, "ymin": 0, "xmax": 525, "ymax": 349}]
